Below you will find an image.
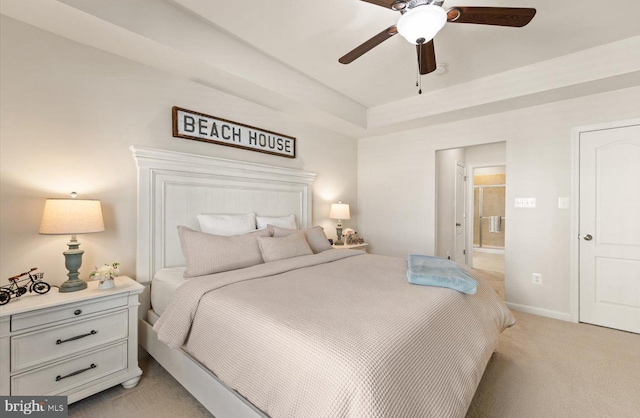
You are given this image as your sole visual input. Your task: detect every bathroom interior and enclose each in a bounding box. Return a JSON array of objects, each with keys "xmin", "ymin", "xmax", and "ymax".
[{"xmin": 472, "ymin": 165, "xmax": 506, "ymax": 275}]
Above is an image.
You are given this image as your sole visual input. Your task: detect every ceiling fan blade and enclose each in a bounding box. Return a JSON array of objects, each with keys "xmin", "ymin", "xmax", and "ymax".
[
  {"xmin": 359, "ymin": 0, "xmax": 403, "ymax": 10},
  {"xmin": 339, "ymin": 26, "xmax": 398, "ymax": 64},
  {"xmin": 447, "ymin": 7, "xmax": 536, "ymax": 27},
  {"xmin": 417, "ymin": 40, "xmax": 437, "ymax": 75}
]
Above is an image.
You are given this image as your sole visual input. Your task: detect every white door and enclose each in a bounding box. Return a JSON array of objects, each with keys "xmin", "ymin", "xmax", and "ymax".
[
  {"xmin": 454, "ymin": 163, "xmax": 466, "ymax": 266},
  {"xmin": 579, "ymin": 123, "xmax": 640, "ymax": 334}
]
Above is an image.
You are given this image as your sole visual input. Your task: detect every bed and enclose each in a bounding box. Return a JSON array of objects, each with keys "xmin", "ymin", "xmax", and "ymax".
[{"xmin": 132, "ymin": 146, "xmax": 514, "ymax": 418}]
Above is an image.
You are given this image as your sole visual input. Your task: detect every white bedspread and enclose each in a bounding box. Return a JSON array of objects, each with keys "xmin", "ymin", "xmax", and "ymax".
[{"xmin": 155, "ymin": 250, "xmax": 514, "ymax": 418}]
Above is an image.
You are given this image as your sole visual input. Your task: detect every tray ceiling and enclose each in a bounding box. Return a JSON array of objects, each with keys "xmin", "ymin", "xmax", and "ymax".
[{"xmin": 3, "ymin": 0, "xmax": 639, "ymax": 137}]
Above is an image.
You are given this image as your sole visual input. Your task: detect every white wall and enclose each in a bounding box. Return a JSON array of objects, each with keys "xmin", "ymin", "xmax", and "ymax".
[
  {"xmin": 474, "ymin": 166, "xmax": 506, "ymax": 176},
  {"xmin": 465, "ymin": 142, "xmax": 506, "ymax": 168},
  {"xmin": 0, "ymin": 17, "xmax": 358, "ymax": 286},
  {"xmin": 435, "ymin": 148, "xmax": 465, "ymax": 259},
  {"xmin": 358, "ymin": 86, "xmax": 640, "ymax": 318}
]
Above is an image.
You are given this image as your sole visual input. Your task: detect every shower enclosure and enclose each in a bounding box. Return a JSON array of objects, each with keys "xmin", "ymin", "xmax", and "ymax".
[{"xmin": 473, "ymin": 169, "xmax": 505, "ymax": 250}]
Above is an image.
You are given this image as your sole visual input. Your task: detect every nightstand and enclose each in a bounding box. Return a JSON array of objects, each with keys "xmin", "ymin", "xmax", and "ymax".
[
  {"xmin": 0, "ymin": 276, "xmax": 144, "ymax": 403},
  {"xmin": 333, "ymin": 242, "xmax": 369, "ymax": 252}
]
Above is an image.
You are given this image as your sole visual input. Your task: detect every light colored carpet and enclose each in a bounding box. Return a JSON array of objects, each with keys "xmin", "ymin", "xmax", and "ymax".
[
  {"xmin": 473, "ymin": 251, "xmax": 505, "ymax": 274},
  {"xmin": 471, "ymin": 252, "xmax": 504, "ymax": 300},
  {"xmin": 467, "ymin": 311, "xmax": 640, "ymax": 418},
  {"xmin": 68, "ymin": 269, "xmax": 640, "ymax": 418},
  {"xmin": 68, "ymin": 356, "xmax": 214, "ymax": 418}
]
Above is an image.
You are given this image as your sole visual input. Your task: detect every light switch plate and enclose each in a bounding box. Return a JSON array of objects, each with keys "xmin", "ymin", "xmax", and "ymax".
[
  {"xmin": 515, "ymin": 197, "xmax": 536, "ymax": 208},
  {"xmin": 558, "ymin": 197, "xmax": 570, "ymax": 209}
]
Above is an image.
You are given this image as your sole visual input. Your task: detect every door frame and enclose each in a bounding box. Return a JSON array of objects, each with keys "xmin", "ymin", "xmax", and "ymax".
[
  {"xmin": 454, "ymin": 161, "xmax": 466, "ymax": 265},
  {"xmin": 569, "ymin": 117, "xmax": 640, "ymax": 323},
  {"xmin": 465, "ymin": 162, "xmax": 506, "ymax": 268}
]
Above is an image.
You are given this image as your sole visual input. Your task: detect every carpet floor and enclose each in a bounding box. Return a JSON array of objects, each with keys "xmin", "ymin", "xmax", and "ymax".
[{"xmin": 68, "ymin": 273, "xmax": 639, "ymax": 418}]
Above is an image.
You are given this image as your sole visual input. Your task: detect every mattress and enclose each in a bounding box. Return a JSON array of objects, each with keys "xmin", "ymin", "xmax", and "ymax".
[{"xmin": 151, "ymin": 267, "xmax": 186, "ymax": 316}]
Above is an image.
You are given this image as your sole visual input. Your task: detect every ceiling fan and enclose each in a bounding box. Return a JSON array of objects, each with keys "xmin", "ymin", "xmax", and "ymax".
[{"xmin": 340, "ymin": 0, "xmax": 536, "ymax": 91}]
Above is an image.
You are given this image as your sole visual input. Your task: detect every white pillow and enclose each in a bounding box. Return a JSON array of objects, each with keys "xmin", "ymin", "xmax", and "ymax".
[
  {"xmin": 256, "ymin": 214, "xmax": 296, "ymax": 230},
  {"xmin": 197, "ymin": 213, "xmax": 256, "ymax": 236}
]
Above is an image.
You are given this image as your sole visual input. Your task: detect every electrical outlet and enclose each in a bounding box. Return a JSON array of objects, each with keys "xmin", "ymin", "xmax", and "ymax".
[{"xmin": 532, "ymin": 273, "xmax": 542, "ymax": 285}]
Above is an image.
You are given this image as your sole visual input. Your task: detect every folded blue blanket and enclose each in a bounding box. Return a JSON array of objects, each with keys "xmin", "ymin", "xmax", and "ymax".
[{"xmin": 407, "ymin": 254, "xmax": 478, "ymax": 294}]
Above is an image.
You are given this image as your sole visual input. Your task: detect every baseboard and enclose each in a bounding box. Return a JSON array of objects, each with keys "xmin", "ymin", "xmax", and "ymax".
[
  {"xmin": 473, "ymin": 247, "xmax": 505, "ymax": 254},
  {"xmin": 505, "ymin": 302, "xmax": 572, "ymax": 322}
]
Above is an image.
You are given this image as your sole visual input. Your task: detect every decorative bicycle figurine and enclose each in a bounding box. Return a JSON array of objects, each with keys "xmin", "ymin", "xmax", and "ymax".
[{"xmin": 0, "ymin": 267, "xmax": 51, "ymax": 305}]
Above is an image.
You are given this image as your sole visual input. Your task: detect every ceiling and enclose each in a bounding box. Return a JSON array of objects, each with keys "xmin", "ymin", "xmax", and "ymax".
[
  {"xmin": 172, "ymin": 0, "xmax": 640, "ymax": 107},
  {"xmin": 2, "ymin": 0, "xmax": 639, "ymax": 137}
]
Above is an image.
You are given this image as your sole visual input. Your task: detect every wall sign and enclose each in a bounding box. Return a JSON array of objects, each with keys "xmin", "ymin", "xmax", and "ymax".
[{"xmin": 172, "ymin": 106, "xmax": 296, "ymax": 158}]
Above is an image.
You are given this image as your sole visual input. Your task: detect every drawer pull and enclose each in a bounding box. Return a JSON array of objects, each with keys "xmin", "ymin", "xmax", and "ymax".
[
  {"xmin": 56, "ymin": 330, "xmax": 98, "ymax": 345},
  {"xmin": 56, "ymin": 363, "xmax": 96, "ymax": 382},
  {"xmin": 74, "ymin": 309, "xmax": 82, "ymax": 316}
]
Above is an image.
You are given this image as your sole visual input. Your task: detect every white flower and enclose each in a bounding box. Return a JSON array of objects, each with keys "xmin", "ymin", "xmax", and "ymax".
[
  {"xmin": 96, "ymin": 265, "xmax": 112, "ymax": 275},
  {"xmin": 90, "ymin": 262, "xmax": 121, "ymax": 280},
  {"xmin": 343, "ymin": 228, "xmax": 355, "ymax": 236}
]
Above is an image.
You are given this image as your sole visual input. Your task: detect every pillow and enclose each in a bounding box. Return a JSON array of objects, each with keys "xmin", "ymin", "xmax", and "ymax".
[
  {"xmin": 269, "ymin": 225, "xmax": 332, "ymax": 254},
  {"xmin": 256, "ymin": 214, "xmax": 297, "ymax": 230},
  {"xmin": 257, "ymin": 233, "xmax": 313, "ymax": 263},
  {"xmin": 197, "ymin": 213, "xmax": 256, "ymax": 236},
  {"xmin": 177, "ymin": 226, "xmax": 270, "ymax": 278},
  {"xmin": 406, "ymin": 254, "xmax": 478, "ymax": 294}
]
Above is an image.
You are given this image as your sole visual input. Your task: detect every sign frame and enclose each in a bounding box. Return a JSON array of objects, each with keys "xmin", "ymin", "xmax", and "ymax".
[{"xmin": 172, "ymin": 106, "xmax": 296, "ymax": 159}]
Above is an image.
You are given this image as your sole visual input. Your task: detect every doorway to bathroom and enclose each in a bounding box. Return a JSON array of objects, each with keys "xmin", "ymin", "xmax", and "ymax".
[
  {"xmin": 435, "ymin": 142, "xmax": 506, "ymax": 299},
  {"xmin": 462, "ymin": 141, "xmax": 506, "ymax": 300}
]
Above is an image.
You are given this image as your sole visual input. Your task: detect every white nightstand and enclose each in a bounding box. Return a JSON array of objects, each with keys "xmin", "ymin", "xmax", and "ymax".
[
  {"xmin": 0, "ymin": 276, "xmax": 144, "ymax": 403},
  {"xmin": 332, "ymin": 243, "xmax": 369, "ymax": 252}
]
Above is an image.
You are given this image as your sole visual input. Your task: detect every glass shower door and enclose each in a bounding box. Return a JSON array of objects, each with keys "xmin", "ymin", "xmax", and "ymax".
[{"xmin": 474, "ymin": 185, "xmax": 505, "ymax": 249}]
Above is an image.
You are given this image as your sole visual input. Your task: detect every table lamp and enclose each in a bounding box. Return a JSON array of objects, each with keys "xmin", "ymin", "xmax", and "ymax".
[
  {"xmin": 329, "ymin": 201, "xmax": 350, "ymax": 246},
  {"xmin": 39, "ymin": 192, "xmax": 105, "ymax": 292}
]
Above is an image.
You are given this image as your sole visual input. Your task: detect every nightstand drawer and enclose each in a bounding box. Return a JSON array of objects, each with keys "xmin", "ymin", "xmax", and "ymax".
[
  {"xmin": 11, "ymin": 310, "xmax": 128, "ymax": 372},
  {"xmin": 11, "ymin": 294, "xmax": 128, "ymax": 332},
  {"xmin": 11, "ymin": 341, "xmax": 128, "ymax": 396}
]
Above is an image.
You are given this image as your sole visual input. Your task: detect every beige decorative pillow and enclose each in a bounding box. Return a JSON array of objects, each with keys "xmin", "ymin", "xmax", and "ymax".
[
  {"xmin": 257, "ymin": 233, "xmax": 313, "ymax": 263},
  {"xmin": 177, "ymin": 226, "xmax": 271, "ymax": 278},
  {"xmin": 268, "ymin": 225, "xmax": 332, "ymax": 254}
]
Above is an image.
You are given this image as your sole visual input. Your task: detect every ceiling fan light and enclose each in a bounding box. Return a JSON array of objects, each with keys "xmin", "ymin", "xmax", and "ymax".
[{"xmin": 397, "ymin": 5, "xmax": 447, "ymax": 45}]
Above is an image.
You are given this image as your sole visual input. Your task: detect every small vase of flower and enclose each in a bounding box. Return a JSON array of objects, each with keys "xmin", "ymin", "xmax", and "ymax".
[
  {"xmin": 90, "ymin": 262, "xmax": 120, "ymax": 290},
  {"xmin": 343, "ymin": 228, "xmax": 357, "ymax": 245}
]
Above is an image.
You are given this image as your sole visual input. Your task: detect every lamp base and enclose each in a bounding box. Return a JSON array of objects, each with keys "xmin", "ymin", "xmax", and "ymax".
[
  {"xmin": 59, "ymin": 278, "xmax": 88, "ymax": 293},
  {"xmin": 334, "ymin": 223, "xmax": 344, "ymax": 246},
  {"xmin": 60, "ymin": 237, "xmax": 87, "ymax": 293}
]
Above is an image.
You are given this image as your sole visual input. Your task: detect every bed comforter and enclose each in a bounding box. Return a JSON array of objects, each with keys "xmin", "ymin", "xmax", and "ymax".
[{"xmin": 154, "ymin": 250, "xmax": 514, "ymax": 418}]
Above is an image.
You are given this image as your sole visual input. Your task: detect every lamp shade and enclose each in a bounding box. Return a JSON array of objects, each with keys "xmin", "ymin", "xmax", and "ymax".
[
  {"xmin": 397, "ymin": 5, "xmax": 447, "ymax": 45},
  {"xmin": 329, "ymin": 203, "xmax": 350, "ymax": 220},
  {"xmin": 39, "ymin": 199, "xmax": 105, "ymax": 235}
]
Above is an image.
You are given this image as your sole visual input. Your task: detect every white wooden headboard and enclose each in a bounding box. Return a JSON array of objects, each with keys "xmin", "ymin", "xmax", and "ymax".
[{"xmin": 131, "ymin": 146, "xmax": 316, "ymax": 284}]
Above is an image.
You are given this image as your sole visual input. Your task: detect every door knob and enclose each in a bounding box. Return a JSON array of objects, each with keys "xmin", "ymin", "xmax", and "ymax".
[
  {"xmin": 583, "ymin": 234, "xmax": 593, "ymax": 241},
  {"xmin": 456, "ymin": 223, "xmax": 461, "ymax": 227}
]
